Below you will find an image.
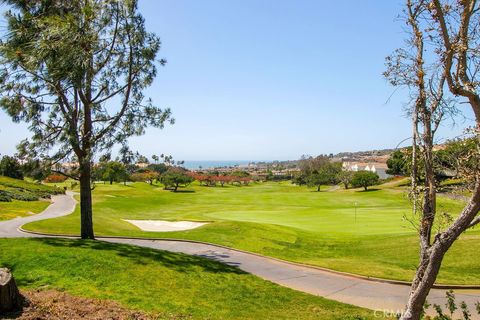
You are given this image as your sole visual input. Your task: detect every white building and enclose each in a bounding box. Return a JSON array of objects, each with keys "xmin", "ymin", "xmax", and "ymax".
[{"xmin": 342, "ymin": 162, "xmax": 390, "ymax": 179}]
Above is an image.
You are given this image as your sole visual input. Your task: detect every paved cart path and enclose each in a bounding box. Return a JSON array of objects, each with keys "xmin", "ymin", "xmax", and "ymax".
[{"xmin": 1, "ymin": 193, "xmax": 479, "ymax": 318}]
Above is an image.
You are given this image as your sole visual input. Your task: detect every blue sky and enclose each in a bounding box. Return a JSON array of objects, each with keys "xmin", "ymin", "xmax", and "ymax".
[{"xmin": 0, "ymin": 1, "xmax": 474, "ymax": 161}]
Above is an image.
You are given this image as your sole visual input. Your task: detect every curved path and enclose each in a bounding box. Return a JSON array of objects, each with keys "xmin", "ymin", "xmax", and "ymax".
[
  {"xmin": 1, "ymin": 193, "xmax": 479, "ymax": 318},
  {"xmin": 0, "ymin": 192, "xmax": 77, "ymax": 238}
]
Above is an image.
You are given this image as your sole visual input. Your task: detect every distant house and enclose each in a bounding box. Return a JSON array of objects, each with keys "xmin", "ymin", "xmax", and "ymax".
[
  {"xmin": 342, "ymin": 161, "xmax": 391, "ymax": 179},
  {"xmin": 136, "ymin": 162, "xmax": 150, "ymax": 169}
]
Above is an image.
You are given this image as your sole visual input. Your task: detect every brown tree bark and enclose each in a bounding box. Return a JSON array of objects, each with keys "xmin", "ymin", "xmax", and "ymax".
[
  {"xmin": 0, "ymin": 268, "xmax": 23, "ymax": 313},
  {"xmin": 79, "ymin": 158, "xmax": 95, "ymax": 240},
  {"xmin": 402, "ymin": 181, "xmax": 480, "ymax": 319},
  {"xmin": 401, "ymin": 2, "xmax": 480, "ymax": 319}
]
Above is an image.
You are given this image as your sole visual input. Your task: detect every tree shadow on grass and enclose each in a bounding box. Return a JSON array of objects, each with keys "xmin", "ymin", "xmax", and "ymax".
[
  {"xmin": 28, "ymin": 238, "xmax": 245, "ymax": 275},
  {"xmin": 171, "ymin": 190, "xmax": 195, "ymax": 193},
  {"xmin": 356, "ymin": 188, "xmax": 380, "ymax": 192}
]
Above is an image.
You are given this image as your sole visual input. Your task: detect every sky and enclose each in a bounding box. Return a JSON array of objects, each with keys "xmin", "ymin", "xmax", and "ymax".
[{"xmin": 0, "ymin": 1, "xmax": 475, "ymax": 161}]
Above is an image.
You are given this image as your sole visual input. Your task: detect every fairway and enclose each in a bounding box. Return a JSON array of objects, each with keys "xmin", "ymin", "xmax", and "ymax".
[{"xmin": 24, "ymin": 181, "xmax": 480, "ymax": 285}]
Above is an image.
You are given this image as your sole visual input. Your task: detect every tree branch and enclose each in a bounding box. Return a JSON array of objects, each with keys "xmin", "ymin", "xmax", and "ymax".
[
  {"xmin": 51, "ymin": 169, "xmax": 79, "ymax": 181},
  {"xmin": 469, "ymin": 216, "xmax": 480, "ymax": 228},
  {"xmin": 93, "ymin": 25, "xmax": 135, "ymax": 143}
]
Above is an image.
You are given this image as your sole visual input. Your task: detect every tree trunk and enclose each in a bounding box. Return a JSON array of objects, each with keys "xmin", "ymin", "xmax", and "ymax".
[
  {"xmin": 422, "ymin": 114, "xmax": 436, "ymax": 243},
  {"xmin": 364, "ymin": 186, "xmax": 368, "ymax": 191},
  {"xmin": 0, "ymin": 268, "xmax": 23, "ymax": 313},
  {"xmin": 79, "ymin": 161, "xmax": 95, "ymax": 240},
  {"xmin": 402, "ymin": 111, "xmax": 438, "ymax": 320},
  {"xmin": 401, "ymin": 245, "xmax": 447, "ymax": 319}
]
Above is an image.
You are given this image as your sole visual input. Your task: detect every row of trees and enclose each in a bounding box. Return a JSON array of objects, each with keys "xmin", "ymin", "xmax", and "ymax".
[
  {"xmin": 92, "ymin": 160, "xmax": 194, "ymax": 192},
  {"xmin": 0, "ymin": 155, "xmax": 64, "ymax": 182},
  {"xmin": 189, "ymin": 173, "xmax": 253, "ymax": 187},
  {"xmin": 293, "ymin": 156, "xmax": 380, "ymax": 191},
  {"xmin": 386, "ymin": 137, "xmax": 478, "ymax": 181}
]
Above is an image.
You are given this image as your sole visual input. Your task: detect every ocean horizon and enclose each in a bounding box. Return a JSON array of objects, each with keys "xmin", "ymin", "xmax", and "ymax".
[{"xmin": 182, "ymin": 160, "xmax": 258, "ymax": 170}]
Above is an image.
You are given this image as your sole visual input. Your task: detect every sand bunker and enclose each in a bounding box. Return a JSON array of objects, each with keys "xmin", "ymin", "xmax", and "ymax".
[{"xmin": 123, "ymin": 219, "xmax": 208, "ymax": 232}]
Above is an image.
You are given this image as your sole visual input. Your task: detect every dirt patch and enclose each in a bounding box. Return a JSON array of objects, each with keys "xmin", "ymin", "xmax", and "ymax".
[{"xmin": 1, "ymin": 289, "xmax": 152, "ymax": 320}]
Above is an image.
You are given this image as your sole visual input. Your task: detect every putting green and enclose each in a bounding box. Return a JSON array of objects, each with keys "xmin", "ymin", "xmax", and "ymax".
[{"xmin": 24, "ymin": 181, "xmax": 480, "ymax": 284}]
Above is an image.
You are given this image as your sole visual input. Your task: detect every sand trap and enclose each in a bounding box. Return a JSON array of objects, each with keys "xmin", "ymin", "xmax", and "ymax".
[{"xmin": 123, "ymin": 219, "xmax": 208, "ymax": 232}]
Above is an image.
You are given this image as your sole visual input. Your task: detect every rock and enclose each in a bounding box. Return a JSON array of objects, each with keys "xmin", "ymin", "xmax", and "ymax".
[{"xmin": 0, "ymin": 268, "xmax": 23, "ymax": 313}]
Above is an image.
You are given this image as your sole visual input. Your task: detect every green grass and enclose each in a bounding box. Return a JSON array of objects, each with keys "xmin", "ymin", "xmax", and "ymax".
[
  {"xmin": 0, "ymin": 175, "xmax": 60, "ymax": 220},
  {"xmin": 0, "ymin": 199, "xmax": 50, "ymax": 220},
  {"xmin": 0, "ymin": 175, "xmax": 63, "ymax": 195},
  {"xmin": 24, "ymin": 181, "xmax": 480, "ymax": 285},
  {"xmin": 0, "ymin": 238, "xmax": 378, "ymax": 319}
]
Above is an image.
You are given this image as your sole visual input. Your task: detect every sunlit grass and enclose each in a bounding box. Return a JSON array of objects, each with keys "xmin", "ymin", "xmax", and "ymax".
[
  {"xmin": 24, "ymin": 181, "xmax": 479, "ymax": 284},
  {"xmin": 0, "ymin": 238, "xmax": 378, "ymax": 320}
]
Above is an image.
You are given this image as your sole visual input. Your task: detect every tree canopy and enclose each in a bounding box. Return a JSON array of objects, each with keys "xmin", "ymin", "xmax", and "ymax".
[
  {"xmin": 0, "ymin": 155, "xmax": 23, "ymax": 179},
  {"xmin": 160, "ymin": 168, "xmax": 194, "ymax": 192},
  {"xmin": 0, "ymin": 0, "xmax": 173, "ymax": 239},
  {"xmin": 351, "ymin": 171, "xmax": 379, "ymax": 191}
]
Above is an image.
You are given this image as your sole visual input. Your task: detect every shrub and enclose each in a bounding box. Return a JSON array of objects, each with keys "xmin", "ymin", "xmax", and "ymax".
[
  {"xmin": 130, "ymin": 171, "xmax": 158, "ymax": 185},
  {"xmin": 3, "ymin": 190, "xmax": 39, "ymax": 201},
  {"xmin": 0, "ymin": 176, "xmax": 64, "ymax": 196},
  {"xmin": 44, "ymin": 174, "xmax": 68, "ymax": 183},
  {"xmin": 427, "ymin": 290, "xmax": 480, "ymax": 320},
  {"xmin": 0, "ymin": 191, "xmax": 12, "ymax": 202},
  {"xmin": 0, "ymin": 176, "xmax": 63, "ymax": 202}
]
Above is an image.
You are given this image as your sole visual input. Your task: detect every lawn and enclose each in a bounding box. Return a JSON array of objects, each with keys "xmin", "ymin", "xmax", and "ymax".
[
  {"xmin": 24, "ymin": 181, "xmax": 480, "ymax": 285},
  {"xmin": 0, "ymin": 200, "xmax": 50, "ymax": 221},
  {"xmin": 0, "ymin": 238, "xmax": 377, "ymax": 319},
  {"xmin": 0, "ymin": 175, "xmax": 61, "ymax": 220}
]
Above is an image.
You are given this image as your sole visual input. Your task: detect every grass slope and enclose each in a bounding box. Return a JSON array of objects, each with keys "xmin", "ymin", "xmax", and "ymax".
[
  {"xmin": 0, "ymin": 176, "xmax": 60, "ymax": 220},
  {"xmin": 24, "ymin": 181, "xmax": 480, "ymax": 284},
  {"xmin": 0, "ymin": 238, "xmax": 377, "ymax": 319},
  {"xmin": 0, "ymin": 200, "xmax": 50, "ymax": 221}
]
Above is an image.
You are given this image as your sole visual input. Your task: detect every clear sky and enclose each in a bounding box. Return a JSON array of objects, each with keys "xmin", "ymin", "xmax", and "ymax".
[{"xmin": 0, "ymin": 1, "xmax": 474, "ymax": 161}]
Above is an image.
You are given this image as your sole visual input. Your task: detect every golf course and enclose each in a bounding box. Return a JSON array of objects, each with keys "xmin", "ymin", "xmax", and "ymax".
[
  {"xmin": 1, "ymin": 237, "xmax": 379, "ymax": 319},
  {"xmin": 21, "ymin": 180, "xmax": 480, "ymax": 285},
  {"xmin": 0, "ymin": 175, "xmax": 60, "ymax": 220}
]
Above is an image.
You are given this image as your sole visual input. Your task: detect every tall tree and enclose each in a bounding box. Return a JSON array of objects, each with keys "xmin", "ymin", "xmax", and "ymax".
[
  {"xmin": 386, "ymin": 1, "xmax": 480, "ymax": 318},
  {"xmin": 386, "ymin": 150, "xmax": 409, "ymax": 176},
  {"xmin": 0, "ymin": 0, "xmax": 173, "ymax": 239},
  {"xmin": 0, "ymin": 156, "xmax": 23, "ymax": 179},
  {"xmin": 102, "ymin": 161, "xmax": 127, "ymax": 185}
]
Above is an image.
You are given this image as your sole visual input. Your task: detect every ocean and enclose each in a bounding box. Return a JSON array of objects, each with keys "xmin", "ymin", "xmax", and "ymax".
[{"xmin": 182, "ymin": 160, "xmax": 253, "ymax": 170}]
